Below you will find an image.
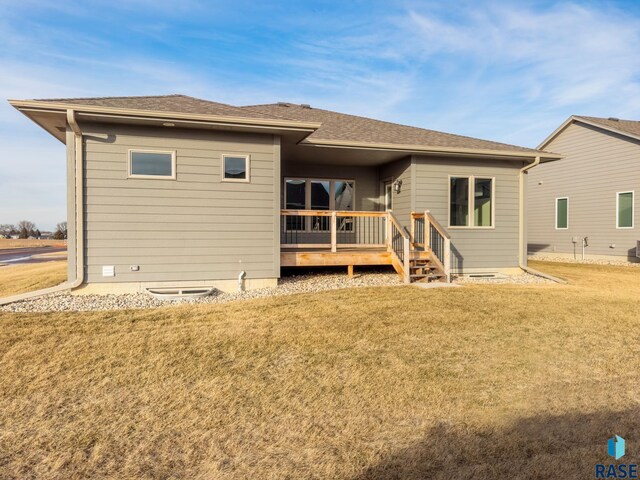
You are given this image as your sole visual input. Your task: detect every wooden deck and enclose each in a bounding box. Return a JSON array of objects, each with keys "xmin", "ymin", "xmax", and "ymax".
[
  {"xmin": 280, "ymin": 209, "xmax": 451, "ymax": 283},
  {"xmin": 280, "ymin": 247, "xmax": 392, "ymax": 267}
]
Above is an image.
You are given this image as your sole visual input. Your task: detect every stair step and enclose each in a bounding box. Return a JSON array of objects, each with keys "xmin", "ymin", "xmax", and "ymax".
[
  {"xmin": 410, "ymin": 273, "xmax": 445, "ymax": 280},
  {"xmin": 410, "ymin": 265, "xmax": 436, "ymax": 271}
]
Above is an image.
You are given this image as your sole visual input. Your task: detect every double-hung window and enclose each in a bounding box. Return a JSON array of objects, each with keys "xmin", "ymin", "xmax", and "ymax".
[
  {"xmin": 617, "ymin": 191, "xmax": 634, "ymax": 229},
  {"xmin": 284, "ymin": 178, "xmax": 355, "ymax": 231},
  {"xmin": 449, "ymin": 176, "xmax": 494, "ymax": 228}
]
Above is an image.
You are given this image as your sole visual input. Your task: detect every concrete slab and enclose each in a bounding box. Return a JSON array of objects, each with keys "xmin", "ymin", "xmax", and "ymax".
[{"xmin": 411, "ymin": 282, "xmax": 463, "ymax": 289}]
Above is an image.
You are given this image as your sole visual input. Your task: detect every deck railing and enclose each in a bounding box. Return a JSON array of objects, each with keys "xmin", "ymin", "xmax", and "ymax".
[
  {"xmin": 411, "ymin": 211, "xmax": 451, "ymax": 282},
  {"xmin": 282, "ymin": 209, "xmax": 450, "ymax": 283},
  {"xmin": 281, "ymin": 210, "xmax": 387, "ymax": 252},
  {"xmin": 387, "ymin": 212, "xmax": 411, "ymax": 283}
]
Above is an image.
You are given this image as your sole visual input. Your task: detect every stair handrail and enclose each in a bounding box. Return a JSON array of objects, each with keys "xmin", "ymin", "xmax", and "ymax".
[
  {"xmin": 386, "ymin": 211, "xmax": 411, "ymax": 283},
  {"xmin": 424, "ymin": 210, "xmax": 451, "ymax": 282}
]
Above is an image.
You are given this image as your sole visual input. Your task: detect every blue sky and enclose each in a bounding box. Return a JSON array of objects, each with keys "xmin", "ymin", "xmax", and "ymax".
[{"xmin": 1, "ymin": 0, "xmax": 640, "ymax": 229}]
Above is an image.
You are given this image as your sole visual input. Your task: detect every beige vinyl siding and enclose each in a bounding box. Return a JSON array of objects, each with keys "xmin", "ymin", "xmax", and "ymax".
[
  {"xmin": 413, "ymin": 156, "xmax": 524, "ymax": 271},
  {"xmin": 379, "ymin": 158, "xmax": 412, "ymax": 226},
  {"xmin": 528, "ymin": 122, "xmax": 640, "ymax": 259},
  {"xmin": 82, "ymin": 123, "xmax": 279, "ymax": 283}
]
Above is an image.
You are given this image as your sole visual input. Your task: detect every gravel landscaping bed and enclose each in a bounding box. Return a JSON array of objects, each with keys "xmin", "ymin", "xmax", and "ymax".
[
  {"xmin": 2, "ymin": 267, "xmax": 559, "ymax": 313},
  {"xmin": 1, "ymin": 269, "xmax": 403, "ymax": 313},
  {"xmin": 529, "ymin": 254, "xmax": 640, "ymax": 267}
]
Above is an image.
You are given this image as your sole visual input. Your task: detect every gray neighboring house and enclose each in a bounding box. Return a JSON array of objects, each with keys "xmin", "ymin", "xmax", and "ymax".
[
  {"xmin": 10, "ymin": 95, "xmax": 558, "ymax": 294},
  {"xmin": 528, "ymin": 116, "xmax": 640, "ymax": 261}
]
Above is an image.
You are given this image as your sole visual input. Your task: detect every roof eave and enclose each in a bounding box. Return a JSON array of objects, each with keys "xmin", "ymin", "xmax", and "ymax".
[
  {"xmin": 8, "ymin": 99, "xmax": 323, "ymax": 132},
  {"xmin": 301, "ymin": 138, "xmax": 560, "ymax": 161}
]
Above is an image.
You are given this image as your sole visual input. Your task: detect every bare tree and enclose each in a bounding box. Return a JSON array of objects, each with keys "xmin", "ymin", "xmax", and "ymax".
[
  {"xmin": 0, "ymin": 224, "xmax": 14, "ymax": 239},
  {"xmin": 53, "ymin": 221, "xmax": 68, "ymax": 240},
  {"xmin": 17, "ymin": 220, "xmax": 36, "ymax": 239}
]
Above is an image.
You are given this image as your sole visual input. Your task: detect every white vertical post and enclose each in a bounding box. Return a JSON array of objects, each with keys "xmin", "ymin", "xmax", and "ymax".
[{"xmin": 331, "ymin": 211, "xmax": 337, "ymax": 253}]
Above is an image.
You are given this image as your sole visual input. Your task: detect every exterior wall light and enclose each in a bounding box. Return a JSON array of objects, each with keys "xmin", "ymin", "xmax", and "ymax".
[{"xmin": 393, "ymin": 179, "xmax": 402, "ymax": 194}]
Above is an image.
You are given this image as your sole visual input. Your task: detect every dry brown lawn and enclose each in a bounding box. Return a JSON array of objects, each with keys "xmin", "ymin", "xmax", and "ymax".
[
  {"xmin": 0, "ymin": 261, "xmax": 67, "ymax": 297},
  {"xmin": 0, "ymin": 239, "xmax": 65, "ymax": 250},
  {"xmin": 1, "ymin": 261, "xmax": 639, "ymax": 479}
]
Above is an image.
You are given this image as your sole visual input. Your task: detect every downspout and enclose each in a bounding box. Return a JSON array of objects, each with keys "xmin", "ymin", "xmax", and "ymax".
[
  {"xmin": 67, "ymin": 109, "xmax": 85, "ymax": 289},
  {"xmin": 0, "ymin": 109, "xmax": 84, "ymax": 306},
  {"xmin": 518, "ymin": 155, "xmax": 566, "ymax": 284}
]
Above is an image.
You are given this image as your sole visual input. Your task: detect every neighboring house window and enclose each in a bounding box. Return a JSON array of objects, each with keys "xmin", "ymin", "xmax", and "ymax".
[
  {"xmin": 449, "ymin": 176, "xmax": 494, "ymax": 228},
  {"xmin": 284, "ymin": 178, "xmax": 355, "ymax": 231},
  {"xmin": 617, "ymin": 191, "xmax": 634, "ymax": 229},
  {"xmin": 129, "ymin": 150, "xmax": 176, "ymax": 179},
  {"xmin": 222, "ymin": 154, "xmax": 250, "ymax": 182},
  {"xmin": 556, "ymin": 197, "xmax": 568, "ymax": 229}
]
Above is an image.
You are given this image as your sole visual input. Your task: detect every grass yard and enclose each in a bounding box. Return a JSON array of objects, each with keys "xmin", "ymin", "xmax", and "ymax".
[
  {"xmin": 0, "ymin": 239, "xmax": 65, "ymax": 249},
  {"xmin": 1, "ymin": 261, "xmax": 639, "ymax": 479},
  {"xmin": 0, "ymin": 261, "xmax": 67, "ymax": 297}
]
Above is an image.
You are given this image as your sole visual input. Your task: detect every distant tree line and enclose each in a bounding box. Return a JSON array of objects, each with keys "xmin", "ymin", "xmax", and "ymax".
[{"xmin": 0, "ymin": 221, "xmax": 67, "ymax": 240}]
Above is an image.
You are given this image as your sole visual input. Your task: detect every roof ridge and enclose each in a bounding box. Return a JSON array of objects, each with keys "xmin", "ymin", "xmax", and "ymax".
[
  {"xmin": 32, "ymin": 93, "xmax": 187, "ymax": 102},
  {"xmin": 576, "ymin": 115, "xmax": 640, "ymax": 123},
  {"xmin": 243, "ymin": 103, "xmax": 537, "ymax": 152}
]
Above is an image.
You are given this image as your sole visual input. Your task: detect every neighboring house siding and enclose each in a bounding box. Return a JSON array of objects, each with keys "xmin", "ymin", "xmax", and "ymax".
[
  {"xmin": 82, "ymin": 123, "xmax": 279, "ymax": 283},
  {"xmin": 528, "ymin": 122, "xmax": 640, "ymax": 259},
  {"xmin": 379, "ymin": 158, "xmax": 412, "ymax": 227},
  {"xmin": 413, "ymin": 156, "xmax": 524, "ymax": 271}
]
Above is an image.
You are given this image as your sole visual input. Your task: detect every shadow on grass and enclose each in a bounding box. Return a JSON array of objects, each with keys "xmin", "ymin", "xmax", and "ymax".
[{"xmin": 354, "ymin": 408, "xmax": 640, "ymax": 480}]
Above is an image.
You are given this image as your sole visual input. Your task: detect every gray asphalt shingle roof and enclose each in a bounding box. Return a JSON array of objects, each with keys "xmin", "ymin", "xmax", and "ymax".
[
  {"xmin": 576, "ymin": 116, "xmax": 640, "ymax": 139},
  {"xmin": 29, "ymin": 95, "xmax": 544, "ymax": 154}
]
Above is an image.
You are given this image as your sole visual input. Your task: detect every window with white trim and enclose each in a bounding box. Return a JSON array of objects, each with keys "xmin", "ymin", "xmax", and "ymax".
[
  {"xmin": 129, "ymin": 150, "xmax": 176, "ymax": 179},
  {"xmin": 284, "ymin": 178, "xmax": 355, "ymax": 231},
  {"xmin": 222, "ymin": 154, "xmax": 250, "ymax": 182},
  {"xmin": 449, "ymin": 176, "xmax": 494, "ymax": 227},
  {"xmin": 556, "ymin": 197, "xmax": 568, "ymax": 229},
  {"xmin": 617, "ymin": 191, "xmax": 634, "ymax": 229}
]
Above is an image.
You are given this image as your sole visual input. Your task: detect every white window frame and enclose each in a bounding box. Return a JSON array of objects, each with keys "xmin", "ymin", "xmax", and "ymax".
[
  {"xmin": 447, "ymin": 175, "xmax": 496, "ymax": 229},
  {"xmin": 283, "ymin": 177, "xmax": 356, "ymax": 232},
  {"xmin": 128, "ymin": 149, "xmax": 176, "ymax": 180},
  {"xmin": 616, "ymin": 191, "xmax": 634, "ymax": 229},
  {"xmin": 221, "ymin": 154, "xmax": 250, "ymax": 183},
  {"xmin": 555, "ymin": 197, "xmax": 569, "ymax": 230}
]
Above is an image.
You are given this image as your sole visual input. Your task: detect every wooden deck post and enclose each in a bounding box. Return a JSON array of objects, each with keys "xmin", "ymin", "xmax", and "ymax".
[
  {"xmin": 424, "ymin": 210, "xmax": 431, "ymax": 249},
  {"xmin": 385, "ymin": 211, "xmax": 392, "ymax": 251},
  {"xmin": 403, "ymin": 235, "xmax": 411, "ymax": 284},
  {"xmin": 347, "ymin": 265, "xmax": 354, "ymax": 278},
  {"xmin": 331, "ymin": 211, "xmax": 337, "ymax": 253},
  {"xmin": 444, "ymin": 237, "xmax": 451, "ymax": 282}
]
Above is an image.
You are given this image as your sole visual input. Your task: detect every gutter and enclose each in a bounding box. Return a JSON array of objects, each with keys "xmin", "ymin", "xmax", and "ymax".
[
  {"xmin": 8, "ymin": 100, "xmax": 323, "ymax": 131},
  {"xmin": 517, "ymin": 155, "xmax": 567, "ymax": 284},
  {"xmin": 301, "ymin": 138, "xmax": 561, "ymax": 160},
  {"xmin": 0, "ymin": 109, "xmax": 84, "ymax": 306}
]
